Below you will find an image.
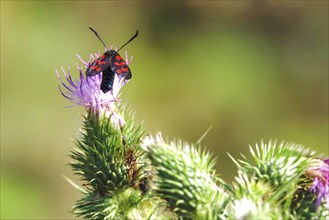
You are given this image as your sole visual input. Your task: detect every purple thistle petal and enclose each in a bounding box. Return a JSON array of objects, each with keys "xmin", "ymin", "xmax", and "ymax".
[
  {"xmin": 57, "ymin": 71, "xmax": 75, "ymax": 93},
  {"xmin": 66, "ymin": 66, "xmax": 78, "ymax": 88},
  {"xmin": 60, "ymin": 67, "xmax": 77, "ymax": 92},
  {"xmin": 61, "ymin": 82, "xmax": 75, "ymax": 93},
  {"xmin": 55, "ymin": 68, "xmax": 61, "ymax": 79},
  {"xmin": 90, "ymin": 54, "xmax": 95, "ymax": 61},
  {"xmin": 79, "ymin": 78, "xmax": 85, "ymax": 98},
  {"xmin": 61, "ymin": 66, "xmax": 69, "ymax": 79},
  {"xmin": 76, "ymin": 54, "xmax": 88, "ymax": 66},
  {"xmin": 125, "ymin": 51, "xmax": 129, "ymax": 64},
  {"xmin": 75, "ymin": 63, "xmax": 81, "ymax": 72},
  {"xmin": 58, "ymin": 85, "xmax": 73, "ymax": 100},
  {"xmin": 308, "ymin": 158, "xmax": 329, "ymax": 208}
]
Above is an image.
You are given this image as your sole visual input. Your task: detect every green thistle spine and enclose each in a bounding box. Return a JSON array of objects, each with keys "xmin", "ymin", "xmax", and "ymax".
[
  {"xmin": 70, "ymin": 110, "xmax": 146, "ymax": 219},
  {"xmin": 228, "ymin": 141, "xmax": 325, "ymax": 219},
  {"xmin": 143, "ymin": 135, "xmax": 228, "ymax": 219}
]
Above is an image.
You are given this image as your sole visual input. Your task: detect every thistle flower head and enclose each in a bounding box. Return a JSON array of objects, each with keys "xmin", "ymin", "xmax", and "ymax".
[
  {"xmin": 308, "ymin": 158, "xmax": 329, "ymax": 207},
  {"xmin": 56, "ymin": 50, "xmax": 133, "ymax": 126}
]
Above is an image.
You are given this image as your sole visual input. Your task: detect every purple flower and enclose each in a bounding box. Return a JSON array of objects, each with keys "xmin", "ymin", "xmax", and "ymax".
[
  {"xmin": 56, "ymin": 50, "xmax": 133, "ymax": 108},
  {"xmin": 56, "ymin": 50, "xmax": 133, "ymax": 127},
  {"xmin": 308, "ymin": 158, "xmax": 329, "ymax": 208}
]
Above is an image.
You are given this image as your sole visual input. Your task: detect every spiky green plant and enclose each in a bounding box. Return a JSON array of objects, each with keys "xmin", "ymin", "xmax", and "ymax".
[
  {"xmin": 142, "ymin": 134, "xmax": 228, "ymax": 219},
  {"xmin": 57, "ymin": 45, "xmax": 328, "ymax": 219},
  {"xmin": 69, "ymin": 110, "xmax": 146, "ymax": 218},
  {"xmin": 228, "ymin": 141, "xmax": 329, "ymax": 219}
]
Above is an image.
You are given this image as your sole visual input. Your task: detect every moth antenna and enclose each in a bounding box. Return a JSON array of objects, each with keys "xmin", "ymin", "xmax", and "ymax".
[
  {"xmin": 89, "ymin": 27, "xmax": 108, "ymax": 51},
  {"xmin": 117, "ymin": 30, "xmax": 138, "ymax": 52}
]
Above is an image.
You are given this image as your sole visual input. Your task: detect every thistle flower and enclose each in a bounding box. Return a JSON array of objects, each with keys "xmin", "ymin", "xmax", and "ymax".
[
  {"xmin": 308, "ymin": 158, "xmax": 329, "ymax": 208},
  {"xmin": 56, "ymin": 50, "xmax": 133, "ymax": 127}
]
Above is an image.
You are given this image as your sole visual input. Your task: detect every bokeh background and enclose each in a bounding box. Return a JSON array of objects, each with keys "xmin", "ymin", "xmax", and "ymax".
[{"xmin": 1, "ymin": 1, "xmax": 328, "ymax": 219}]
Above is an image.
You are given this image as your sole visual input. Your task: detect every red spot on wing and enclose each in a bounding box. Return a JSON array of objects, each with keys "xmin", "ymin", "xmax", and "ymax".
[
  {"xmin": 116, "ymin": 68, "xmax": 129, "ymax": 75},
  {"xmin": 90, "ymin": 66, "xmax": 98, "ymax": 70},
  {"xmin": 116, "ymin": 55, "xmax": 123, "ymax": 61},
  {"xmin": 95, "ymin": 60, "xmax": 106, "ymax": 65},
  {"xmin": 114, "ymin": 61, "xmax": 126, "ymax": 67},
  {"xmin": 96, "ymin": 67, "xmax": 102, "ymax": 72}
]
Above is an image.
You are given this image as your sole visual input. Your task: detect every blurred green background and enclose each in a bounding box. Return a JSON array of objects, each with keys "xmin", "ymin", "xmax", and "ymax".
[{"xmin": 1, "ymin": 1, "xmax": 328, "ymax": 219}]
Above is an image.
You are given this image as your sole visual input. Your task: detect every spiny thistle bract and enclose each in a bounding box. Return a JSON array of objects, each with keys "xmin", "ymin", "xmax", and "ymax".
[
  {"xmin": 142, "ymin": 134, "xmax": 228, "ymax": 219},
  {"xmin": 57, "ymin": 37, "xmax": 328, "ymax": 219},
  {"xmin": 228, "ymin": 173, "xmax": 287, "ymax": 219},
  {"xmin": 229, "ymin": 141, "xmax": 329, "ymax": 219},
  {"xmin": 70, "ymin": 110, "xmax": 144, "ymax": 196},
  {"xmin": 292, "ymin": 158, "xmax": 329, "ymax": 219},
  {"xmin": 232, "ymin": 141, "xmax": 313, "ymax": 189}
]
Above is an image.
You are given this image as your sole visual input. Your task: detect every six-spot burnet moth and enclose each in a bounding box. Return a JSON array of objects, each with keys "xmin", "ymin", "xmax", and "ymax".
[{"xmin": 86, "ymin": 27, "xmax": 138, "ymax": 93}]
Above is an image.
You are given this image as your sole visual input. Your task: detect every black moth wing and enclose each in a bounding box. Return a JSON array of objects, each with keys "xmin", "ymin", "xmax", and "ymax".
[
  {"xmin": 109, "ymin": 51, "xmax": 132, "ymax": 80},
  {"xmin": 86, "ymin": 53, "xmax": 111, "ymax": 76}
]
